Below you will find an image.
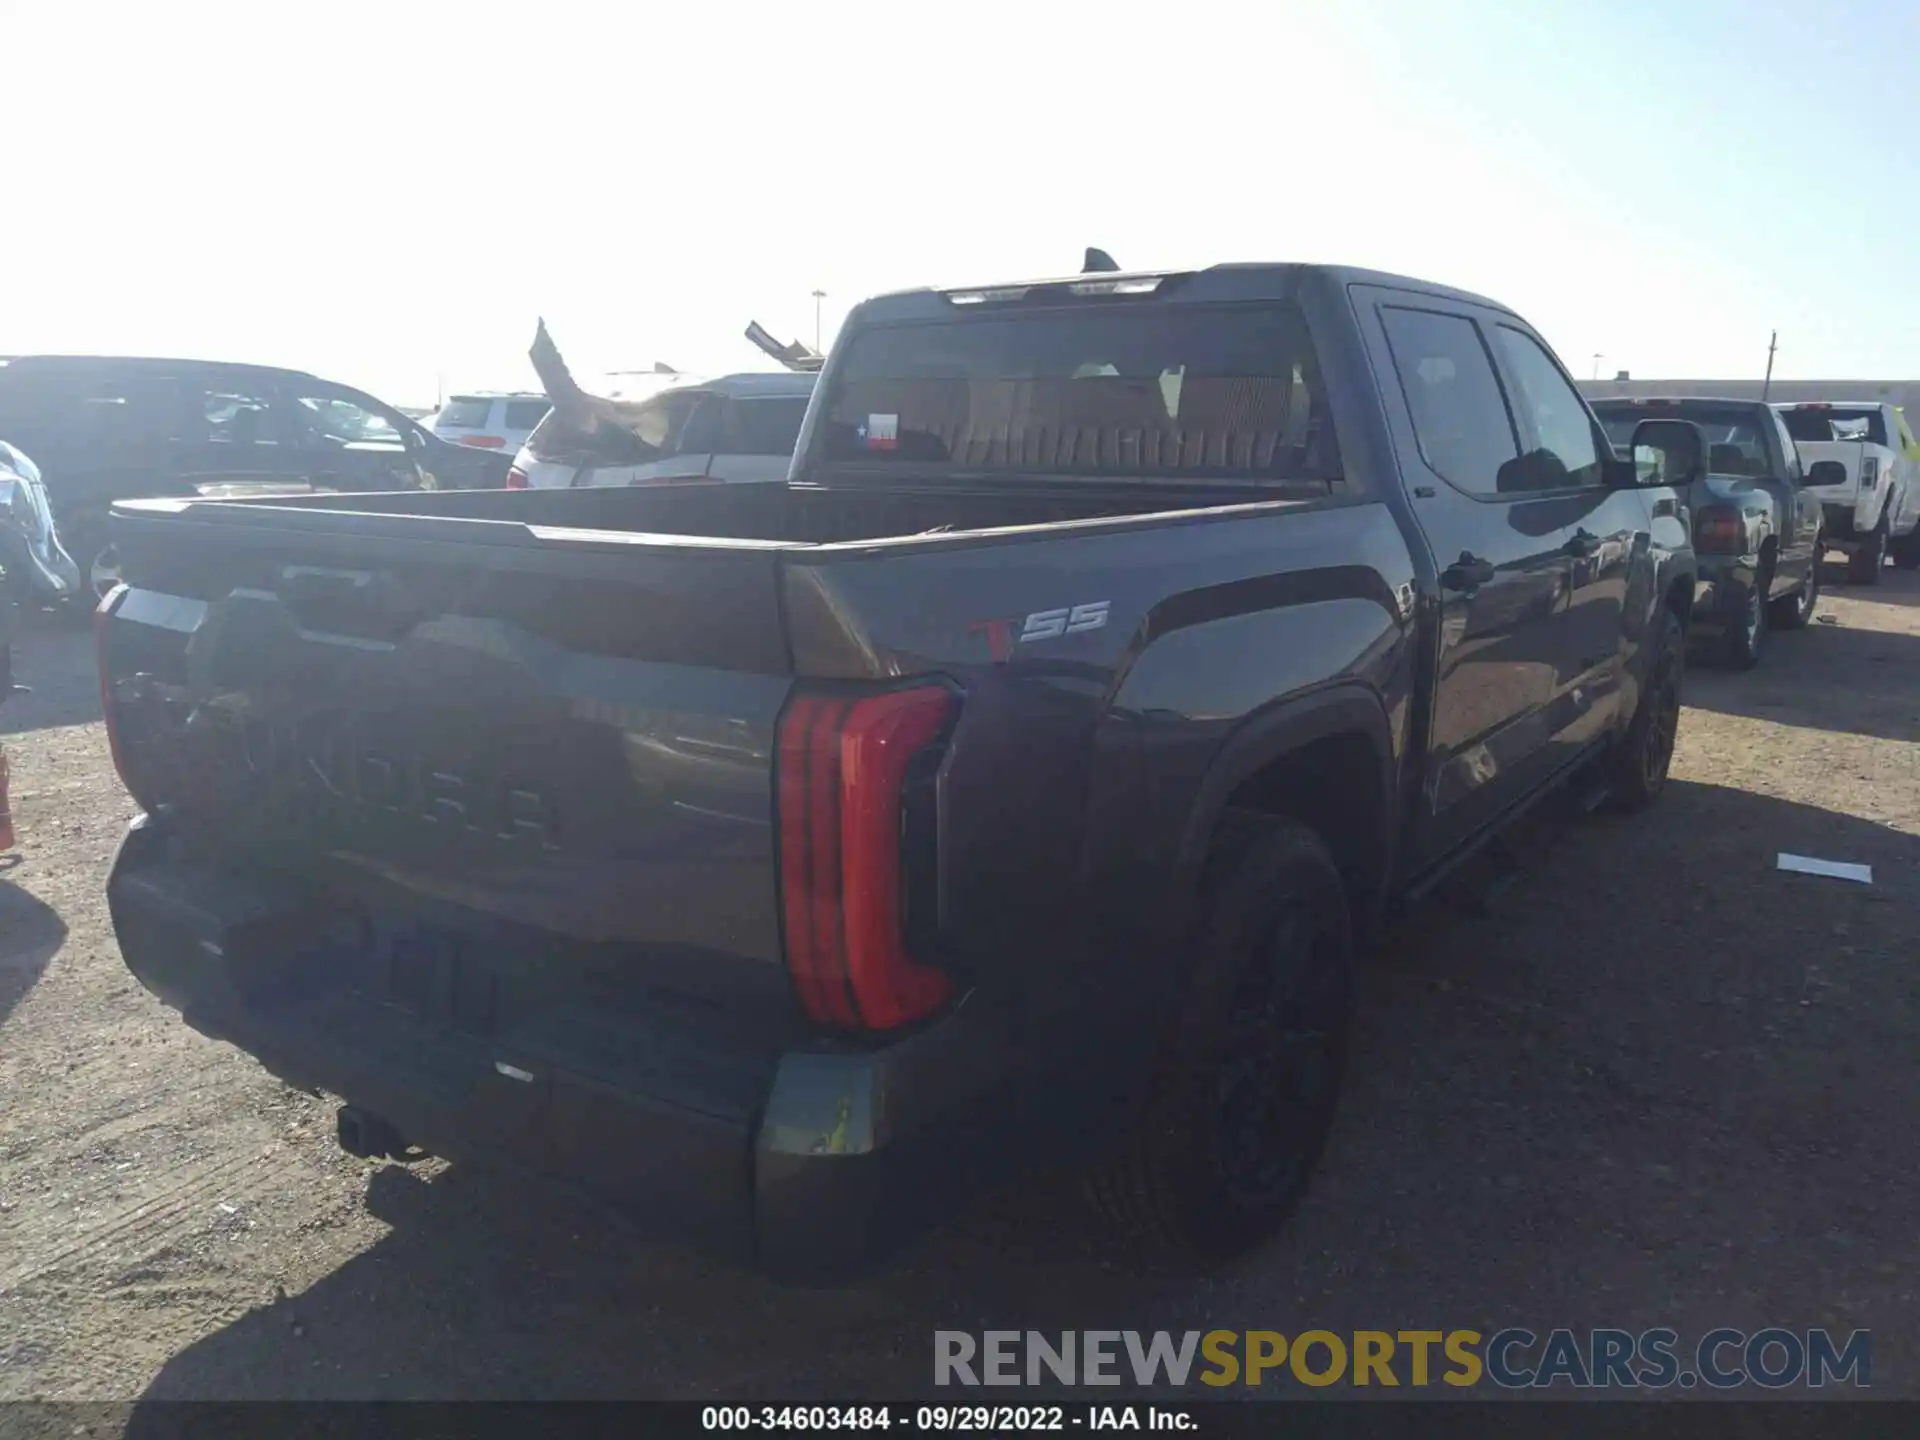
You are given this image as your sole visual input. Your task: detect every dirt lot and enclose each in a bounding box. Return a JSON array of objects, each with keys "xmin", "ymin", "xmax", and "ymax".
[{"xmin": 2, "ymin": 568, "xmax": 1917, "ymax": 1402}]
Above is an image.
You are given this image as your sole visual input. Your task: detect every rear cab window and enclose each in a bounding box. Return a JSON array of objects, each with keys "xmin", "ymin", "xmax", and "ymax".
[
  {"xmin": 503, "ymin": 398, "xmax": 550, "ymax": 430},
  {"xmin": 815, "ymin": 301, "xmax": 1341, "ymax": 488},
  {"xmin": 1595, "ymin": 403, "xmax": 1775, "ymax": 477},
  {"xmin": 437, "ymin": 397, "xmax": 494, "ymax": 430},
  {"xmin": 1781, "ymin": 406, "xmax": 1891, "ymax": 448}
]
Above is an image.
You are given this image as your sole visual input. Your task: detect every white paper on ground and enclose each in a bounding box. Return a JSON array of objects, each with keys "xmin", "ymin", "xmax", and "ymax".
[{"xmin": 1777, "ymin": 853, "xmax": 1873, "ymax": 884}]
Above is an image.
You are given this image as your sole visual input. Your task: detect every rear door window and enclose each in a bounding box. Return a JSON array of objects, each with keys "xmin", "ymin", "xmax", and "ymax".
[
  {"xmin": 1377, "ymin": 307, "xmax": 1519, "ymax": 497},
  {"xmin": 1769, "ymin": 410, "xmax": 1805, "ymax": 481},
  {"xmin": 819, "ymin": 303, "xmax": 1338, "ymax": 483},
  {"xmin": 197, "ymin": 381, "xmax": 283, "ymax": 448},
  {"xmin": 289, "ymin": 388, "xmax": 405, "ymax": 447}
]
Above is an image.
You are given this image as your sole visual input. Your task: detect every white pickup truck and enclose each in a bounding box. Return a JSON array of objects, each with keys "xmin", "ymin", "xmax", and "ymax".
[{"xmin": 1774, "ymin": 401, "xmax": 1920, "ymax": 582}]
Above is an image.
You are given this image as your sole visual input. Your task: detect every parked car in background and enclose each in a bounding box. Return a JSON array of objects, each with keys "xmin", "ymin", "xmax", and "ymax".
[
  {"xmin": 0, "ymin": 441, "xmax": 82, "ymax": 611},
  {"xmin": 507, "ymin": 371, "xmax": 815, "ymax": 490},
  {"xmin": 1593, "ymin": 397, "xmax": 1823, "ymax": 668},
  {"xmin": 1774, "ymin": 401, "xmax": 1920, "ymax": 581},
  {"xmin": 102, "ymin": 260, "xmax": 1697, "ymax": 1280},
  {"xmin": 0, "ymin": 356, "xmax": 514, "ymax": 603},
  {"xmin": 427, "ymin": 392, "xmax": 550, "ymax": 455}
]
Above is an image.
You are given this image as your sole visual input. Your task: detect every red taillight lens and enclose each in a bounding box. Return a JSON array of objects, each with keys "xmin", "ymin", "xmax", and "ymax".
[
  {"xmin": 1861, "ymin": 457, "xmax": 1879, "ymax": 489},
  {"xmin": 777, "ymin": 684, "xmax": 958, "ymax": 1031},
  {"xmin": 460, "ymin": 435, "xmax": 507, "ymax": 449},
  {"xmin": 505, "ymin": 466, "xmax": 529, "ymax": 490},
  {"xmin": 1694, "ymin": 505, "xmax": 1745, "ymax": 554}
]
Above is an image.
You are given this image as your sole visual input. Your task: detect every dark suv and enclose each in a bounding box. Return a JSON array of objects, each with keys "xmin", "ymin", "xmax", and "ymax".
[{"xmin": 0, "ymin": 355, "xmax": 509, "ymax": 604}]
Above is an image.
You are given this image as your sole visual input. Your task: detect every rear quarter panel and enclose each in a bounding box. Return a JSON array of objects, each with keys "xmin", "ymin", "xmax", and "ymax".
[{"xmin": 783, "ymin": 499, "xmax": 1417, "ymax": 1131}]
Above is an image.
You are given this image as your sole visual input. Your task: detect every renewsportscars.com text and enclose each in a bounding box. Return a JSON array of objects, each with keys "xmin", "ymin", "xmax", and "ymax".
[{"xmin": 933, "ymin": 1328, "xmax": 1870, "ymax": 1390}]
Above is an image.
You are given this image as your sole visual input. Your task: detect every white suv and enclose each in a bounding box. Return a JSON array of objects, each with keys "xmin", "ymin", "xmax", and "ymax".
[
  {"xmin": 429, "ymin": 392, "xmax": 551, "ymax": 457},
  {"xmin": 507, "ymin": 372, "xmax": 815, "ymax": 490}
]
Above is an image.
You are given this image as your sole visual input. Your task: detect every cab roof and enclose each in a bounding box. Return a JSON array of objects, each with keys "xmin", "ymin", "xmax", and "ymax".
[
  {"xmin": 851, "ymin": 263, "xmax": 1516, "ymax": 323},
  {"xmin": 0, "ymin": 353, "xmax": 321, "ymax": 382}
]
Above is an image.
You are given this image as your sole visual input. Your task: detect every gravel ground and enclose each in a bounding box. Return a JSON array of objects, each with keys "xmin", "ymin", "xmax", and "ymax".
[{"xmin": 1, "ymin": 564, "xmax": 1917, "ymax": 1402}]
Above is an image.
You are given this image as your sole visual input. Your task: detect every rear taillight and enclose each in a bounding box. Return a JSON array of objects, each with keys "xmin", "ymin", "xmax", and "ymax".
[
  {"xmin": 505, "ymin": 466, "xmax": 529, "ymax": 490},
  {"xmin": 1694, "ymin": 505, "xmax": 1745, "ymax": 554},
  {"xmin": 460, "ymin": 435, "xmax": 507, "ymax": 449},
  {"xmin": 1861, "ymin": 457, "xmax": 1879, "ymax": 489},
  {"xmin": 94, "ymin": 584, "xmax": 144, "ymax": 807},
  {"xmin": 777, "ymin": 683, "xmax": 958, "ymax": 1031}
]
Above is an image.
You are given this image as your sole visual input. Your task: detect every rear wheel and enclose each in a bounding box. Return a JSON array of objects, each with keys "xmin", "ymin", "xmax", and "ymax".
[
  {"xmin": 1086, "ymin": 821, "xmax": 1352, "ymax": 1259},
  {"xmin": 1608, "ymin": 606, "xmax": 1684, "ymax": 813},
  {"xmin": 1849, "ymin": 509, "xmax": 1889, "ymax": 585},
  {"xmin": 1891, "ymin": 528, "xmax": 1920, "ymax": 571},
  {"xmin": 1721, "ymin": 569, "xmax": 1767, "ymax": 670},
  {"xmin": 1771, "ymin": 542, "xmax": 1821, "ymax": 629}
]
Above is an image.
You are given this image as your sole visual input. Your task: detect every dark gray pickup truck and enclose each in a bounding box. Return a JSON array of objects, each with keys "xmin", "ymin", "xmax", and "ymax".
[
  {"xmin": 1593, "ymin": 397, "xmax": 1824, "ymax": 669},
  {"xmin": 100, "ymin": 263, "xmax": 1698, "ymax": 1281}
]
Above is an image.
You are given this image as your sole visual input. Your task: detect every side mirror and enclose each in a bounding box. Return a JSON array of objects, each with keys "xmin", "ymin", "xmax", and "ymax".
[
  {"xmin": 1806, "ymin": 459, "xmax": 1847, "ymax": 488},
  {"xmin": 1628, "ymin": 418, "xmax": 1706, "ymax": 488}
]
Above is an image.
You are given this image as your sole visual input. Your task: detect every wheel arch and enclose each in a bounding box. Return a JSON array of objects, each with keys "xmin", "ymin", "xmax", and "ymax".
[{"xmin": 1172, "ymin": 685, "xmax": 1397, "ymax": 947}]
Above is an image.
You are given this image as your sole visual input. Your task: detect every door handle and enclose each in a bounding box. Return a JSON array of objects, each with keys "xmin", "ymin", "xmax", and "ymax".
[
  {"xmin": 1441, "ymin": 553, "xmax": 1497, "ymax": 591},
  {"xmin": 1564, "ymin": 529, "xmax": 1600, "ymax": 558}
]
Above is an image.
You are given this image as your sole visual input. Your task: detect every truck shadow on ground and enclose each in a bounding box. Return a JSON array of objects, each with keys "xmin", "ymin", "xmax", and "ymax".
[
  {"xmin": 1685, "ymin": 618, "xmax": 1920, "ymax": 743},
  {"xmin": 131, "ymin": 778, "xmax": 1920, "ymax": 1402},
  {"xmin": 0, "ymin": 877, "xmax": 66, "ymax": 1027},
  {"xmin": 1822, "ymin": 564, "xmax": 1920, "ymax": 611}
]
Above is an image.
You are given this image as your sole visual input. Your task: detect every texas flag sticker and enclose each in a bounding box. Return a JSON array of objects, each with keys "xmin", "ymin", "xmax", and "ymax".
[{"xmin": 862, "ymin": 413, "xmax": 899, "ymax": 451}]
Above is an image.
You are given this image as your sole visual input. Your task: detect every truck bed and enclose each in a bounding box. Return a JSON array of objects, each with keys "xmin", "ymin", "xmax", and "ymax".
[{"xmin": 102, "ymin": 475, "xmax": 1323, "ymax": 1272}]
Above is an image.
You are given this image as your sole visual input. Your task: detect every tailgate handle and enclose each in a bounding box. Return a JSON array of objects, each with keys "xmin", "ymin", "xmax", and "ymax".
[{"xmin": 278, "ymin": 565, "xmax": 421, "ymax": 639}]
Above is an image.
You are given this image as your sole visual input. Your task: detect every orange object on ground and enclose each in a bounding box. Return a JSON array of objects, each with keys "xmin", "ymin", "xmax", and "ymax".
[{"xmin": 0, "ymin": 745, "xmax": 13, "ymax": 851}]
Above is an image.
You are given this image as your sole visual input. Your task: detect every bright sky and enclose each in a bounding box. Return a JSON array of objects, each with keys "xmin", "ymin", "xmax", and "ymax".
[{"xmin": 6, "ymin": 0, "xmax": 1915, "ymax": 407}]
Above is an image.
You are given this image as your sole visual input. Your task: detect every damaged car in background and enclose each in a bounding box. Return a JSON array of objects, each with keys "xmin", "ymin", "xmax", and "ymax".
[
  {"xmin": 0, "ymin": 440, "xmax": 82, "ymax": 613},
  {"xmin": 1593, "ymin": 397, "xmax": 1823, "ymax": 669},
  {"xmin": 0, "ymin": 355, "xmax": 514, "ymax": 605},
  {"xmin": 505, "ymin": 320, "xmax": 820, "ymax": 490}
]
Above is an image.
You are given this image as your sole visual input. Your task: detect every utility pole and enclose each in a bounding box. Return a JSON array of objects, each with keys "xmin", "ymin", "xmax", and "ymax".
[
  {"xmin": 1762, "ymin": 330, "xmax": 1778, "ymax": 400},
  {"xmin": 811, "ymin": 289, "xmax": 827, "ymax": 353},
  {"xmin": 1592, "ymin": 353, "xmax": 1603, "ymax": 382}
]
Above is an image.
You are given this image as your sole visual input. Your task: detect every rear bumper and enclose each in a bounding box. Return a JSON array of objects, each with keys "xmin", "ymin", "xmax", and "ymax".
[
  {"xmin": 1690, "ymin": 555, "xmax": 1760, "ymax": 632},
  {"xmin": 106, "ymin": 816, "xmax": 1029, "ymax": 1282}
]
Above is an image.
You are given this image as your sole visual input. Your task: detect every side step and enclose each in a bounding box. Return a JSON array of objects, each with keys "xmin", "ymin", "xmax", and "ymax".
[{"xmin": 1439, "ymin": 833, "xmax": 1524, "ymax": 918}]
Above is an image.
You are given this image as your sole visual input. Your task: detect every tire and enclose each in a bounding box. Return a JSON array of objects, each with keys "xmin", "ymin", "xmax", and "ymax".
[
  {"xmin": 1771, "ymin": 541, "xmax": 1821, "ymax": 630},
  {"xmin": 1892, "ymin": 529, "xmax": 1920, "ymax": 571},
  {"xmin": 1848, "ymin": 509, "xmax": 1889, "ymax": 585},
  {"xmin": 1607, "ymin": 606, "xmax": 1684, "ymax": 813},
  {"xmin": 1086, "ymin": 820, "xmax": 1353, "ymax": 1260},
  {"xmin": 1720, "ymin": 568, "xmax": 1767, "ymax": 670}
]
